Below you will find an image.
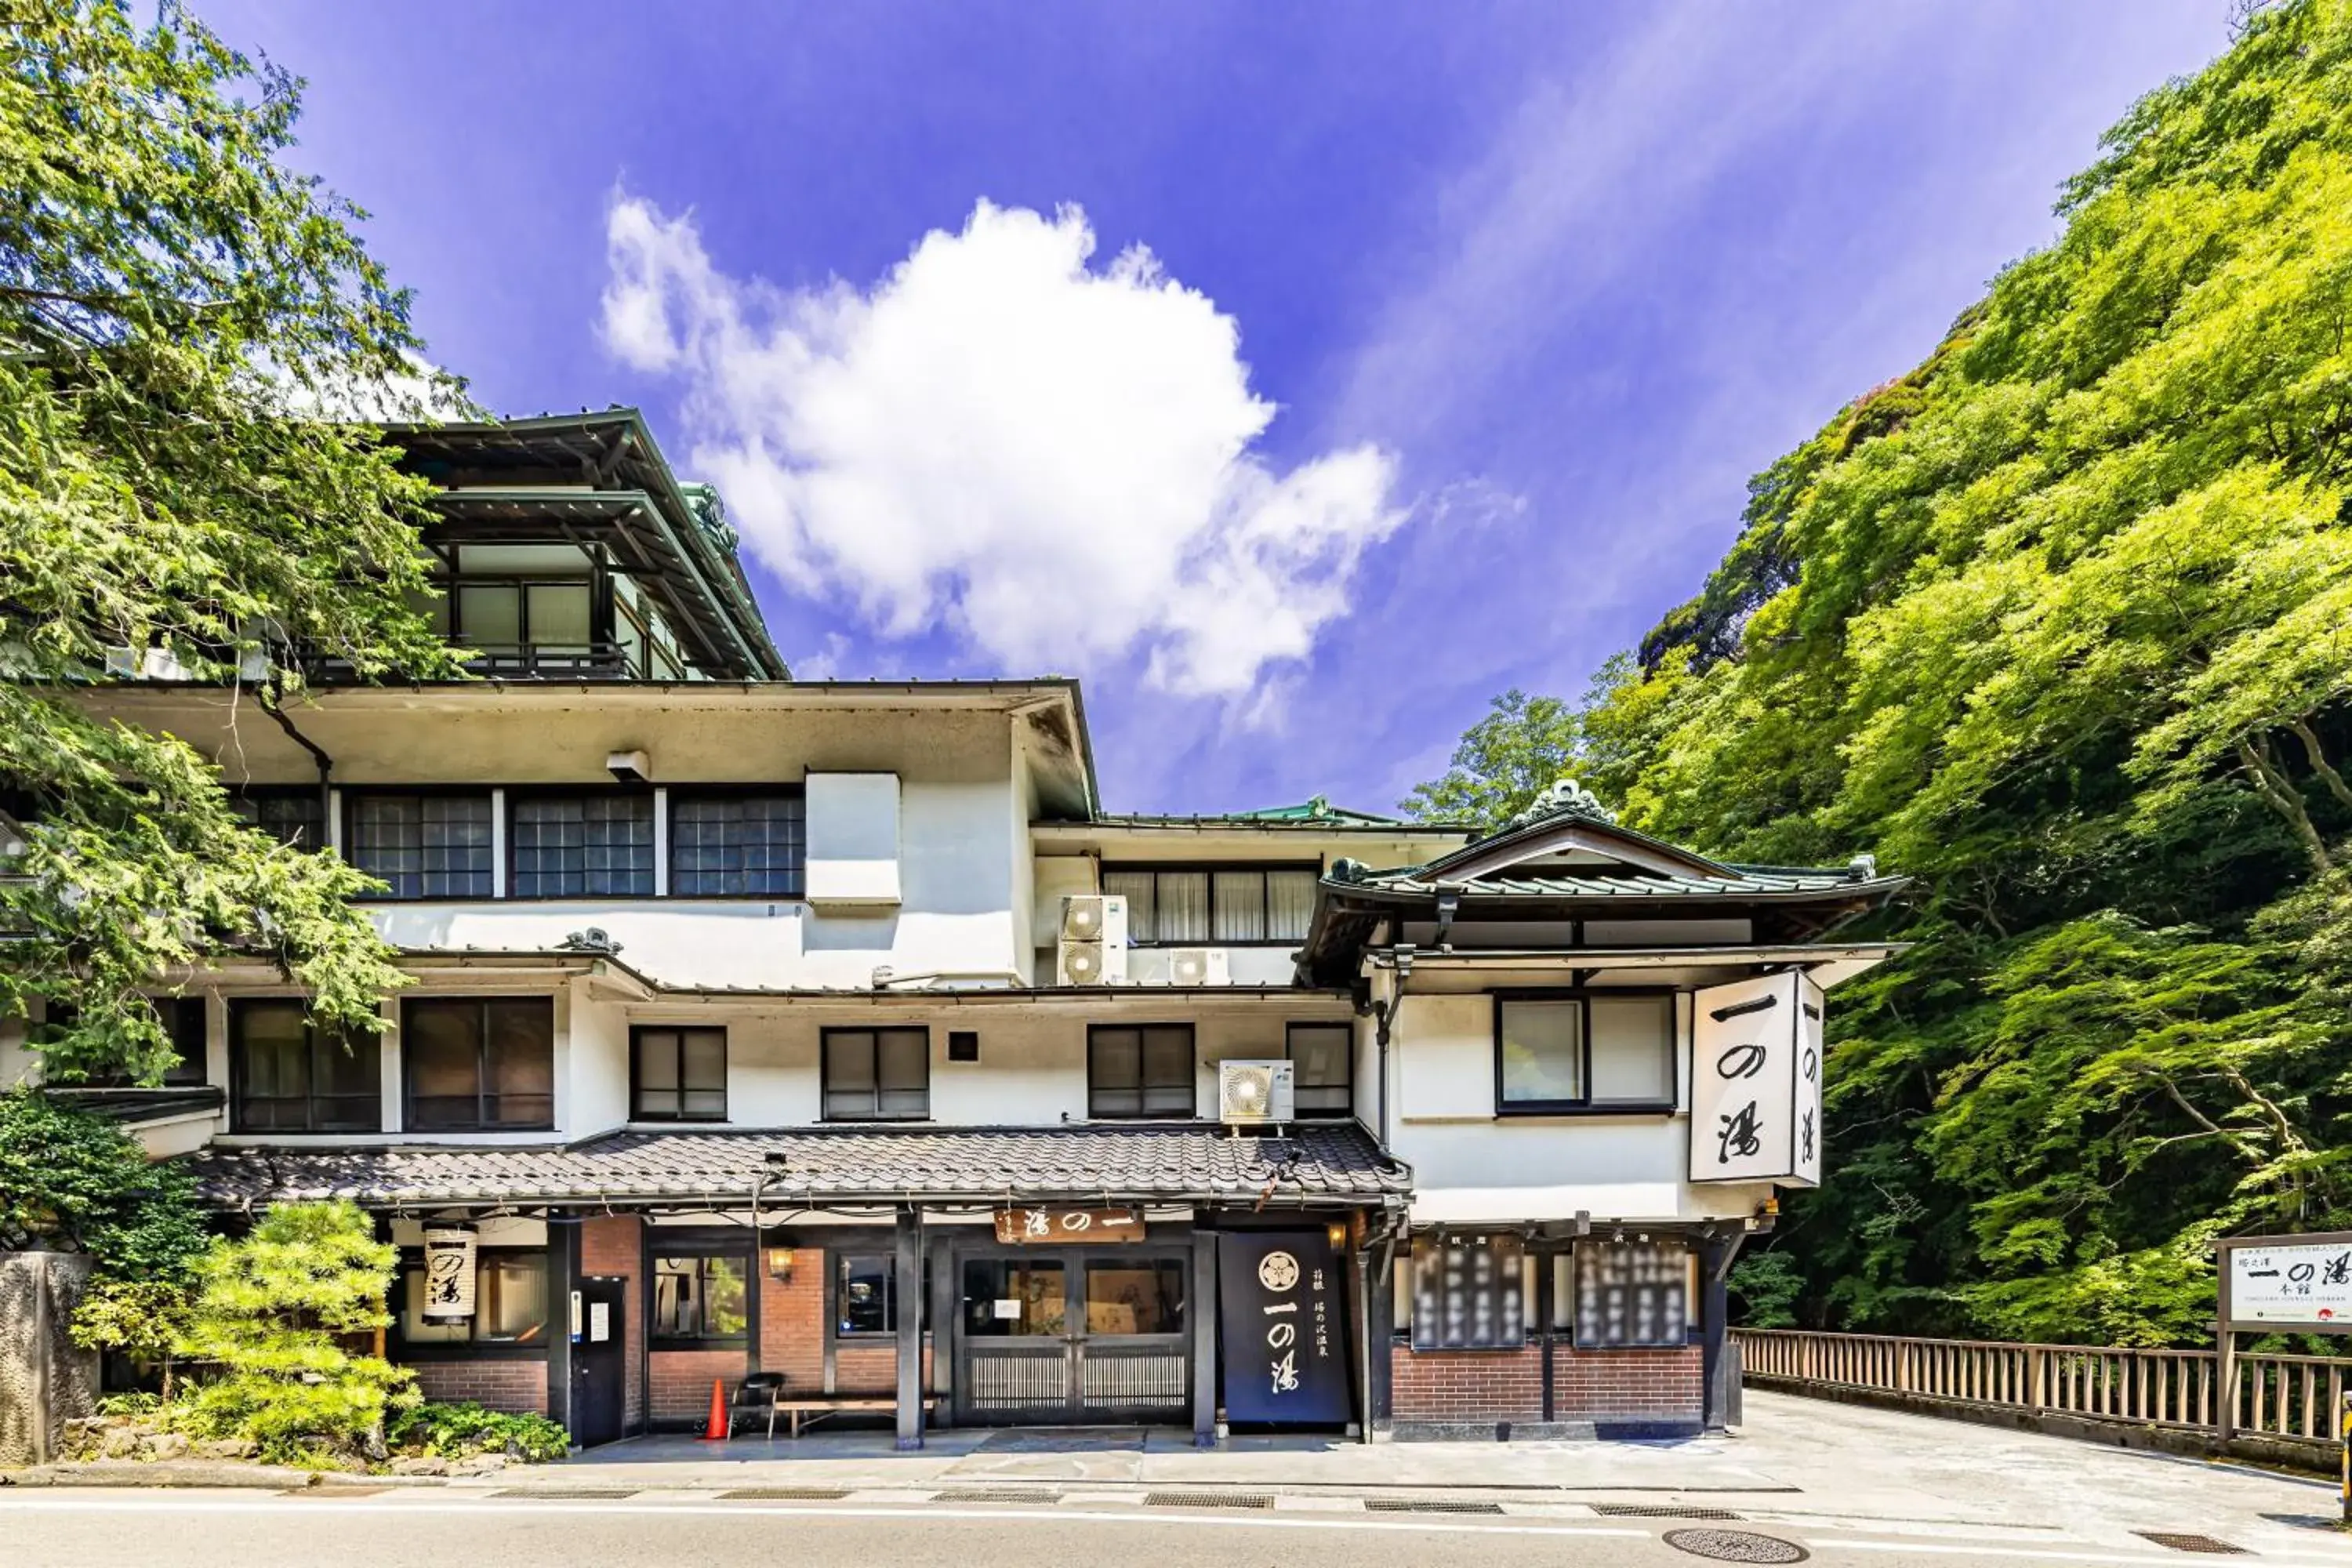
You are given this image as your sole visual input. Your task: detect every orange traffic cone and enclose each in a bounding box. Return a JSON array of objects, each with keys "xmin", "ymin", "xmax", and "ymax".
[{"xmin": 699, "ymin": 1377, "xmax": 729, "ymax": 1442}]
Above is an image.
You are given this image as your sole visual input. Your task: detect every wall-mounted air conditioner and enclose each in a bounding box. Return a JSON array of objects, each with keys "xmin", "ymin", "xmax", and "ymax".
[
  {"xmin": 1057, "ymin": 895, "xmax": 1129, "ymax": 985},
  {"xmin": 1167, "ymin": 947, "xmax": 1230, "ymax": 987},
  {"xmin": 1218, "ymin": 1059, "xmax": 1294, "ymax": 1126},
  {"xmin": 1062, "ymin": 894, "xmax": 1127, "ymax": 946},
  {"xmin": 1057, "ymin": 937, "xmax": 1128, "ymax": 985}
]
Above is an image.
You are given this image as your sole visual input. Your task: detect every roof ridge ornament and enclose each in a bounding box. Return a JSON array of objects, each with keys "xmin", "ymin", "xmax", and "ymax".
[{"xmin": 1492, "ymin": 775, "xmax": 1618, "ymax": 837}]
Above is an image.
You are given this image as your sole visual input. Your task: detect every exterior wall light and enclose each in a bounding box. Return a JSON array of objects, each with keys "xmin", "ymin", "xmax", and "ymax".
[{"xmin": 766, "ymin": 1247, "xmax": 797, "ymax": 1283}]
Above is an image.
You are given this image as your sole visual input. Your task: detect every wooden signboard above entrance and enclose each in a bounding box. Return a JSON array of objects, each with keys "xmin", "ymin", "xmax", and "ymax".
[{"xmin": 993, "ymin": 1207, "xmax": 1145, "ymax": 1244}]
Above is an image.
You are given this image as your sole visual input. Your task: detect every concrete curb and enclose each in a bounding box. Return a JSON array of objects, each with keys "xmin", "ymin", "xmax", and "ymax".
[{"xmin": 0, "ymin": 1461, "xmax": 462, "ymax": 1489}]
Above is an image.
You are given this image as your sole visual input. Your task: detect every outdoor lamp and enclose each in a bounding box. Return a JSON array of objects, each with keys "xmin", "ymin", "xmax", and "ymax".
[
  {"xmin": 1326, "ymin": 1221, "xmax": 1348, "ymax": 1250},
  {"xmin": 766, "ymin": 1247, "xmax": 797, "ymax": 1283}
]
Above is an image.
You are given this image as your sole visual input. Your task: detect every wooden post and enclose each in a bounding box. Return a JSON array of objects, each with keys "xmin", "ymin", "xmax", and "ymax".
[
  {"xmin": 894, "ymin": 1208, "xmax": 923, "ymax": 1451},
  {"xmin": 1191, "ymin": 1227, "xmax": 1219, "ymax": 1448}
]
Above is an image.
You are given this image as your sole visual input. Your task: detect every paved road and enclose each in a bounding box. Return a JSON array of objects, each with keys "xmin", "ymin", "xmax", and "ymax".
[{"xmin": 7, "ymin": 1487, "xmax": 2352, "ymax": 1568}]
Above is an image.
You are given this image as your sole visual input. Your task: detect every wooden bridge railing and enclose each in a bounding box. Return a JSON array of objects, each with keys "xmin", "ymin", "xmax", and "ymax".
[{"xmin": 1733, "ymin": 1327, "xmax": 2349, "ymax": 1450}]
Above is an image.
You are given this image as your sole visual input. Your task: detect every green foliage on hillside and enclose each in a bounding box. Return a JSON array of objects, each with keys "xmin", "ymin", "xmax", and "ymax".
[{"xmin": 1411, "ymin": 0, "xmax": 2352, "ymax": 1345}]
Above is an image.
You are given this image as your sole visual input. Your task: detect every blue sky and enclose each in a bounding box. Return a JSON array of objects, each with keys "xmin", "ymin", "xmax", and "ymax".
[{"xmin": 207, "ymin": 1, "xmax": 2231, "ymax": 815}]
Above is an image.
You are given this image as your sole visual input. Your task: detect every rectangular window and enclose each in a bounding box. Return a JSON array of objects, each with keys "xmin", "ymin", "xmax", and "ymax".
[
  {"xmin": 397, "ymin": 1250, "xmax": 550, "ymax": 1348},
  {"xmin": 1084, "ymin": 1259, "xmax": 1185, "ymax": 1336},
  {"xmin": 835, "ymin": 1253, "xmax": 895, "ymax": 1336},
  {"xmin": 1496, "ymin": 994, "xmax": 1675, "ymax": 1113},
  {"xmin": 821, "ymin": 1027, "xmax": 930, "ymax": 1120},
  {"xmin": 961, "ymin": 1258, "xmax": 1066, "ymax": 1338},
  {"xmin": 58, "ymin": 996, "xmax": 207, "ymax": 1088},
  {"xmin": 233, "ymin": 789, "xmax": 327, "ymax": 853},
  {"xmin": 402, "ymin": 997, "xmax": 555, "ymax": 1132},
  {"xmin": 630, "ymin": 1026, "xmax": 727, "ymax": 1121},
  {"xmin": 1087, "ymin": 1024, "xmax": 1196, "ymax": 1119},
  {"xmin": 669, "ymin": 791, "xmax": 805, "ymax": 897},
  {"xmin": 1409, "ymin": 1232, "xmax": 1526, "ymax": 1351},
  {"xmin": 229, "ymin": 999, "xmax": 380, "ymax": 1133},
  {"xmin": 652, "ymin": 1252, "xmax": 750, "ymax": 1343},
  {"xmin": 1098, "ymin": 866, "xmax": 1319, "ymax": 945},
  {"xmin": 509, "ymin": 793, "xmax": 654, "ymax": 898},
  {"xmin": 1573, "ymin": 1238, "xmax": 1693, "ymax": 1349},
  {"xmin": 1285, "ymin": 1022, "xmax": 1352, "ymax": 1117},
  {"xmin": 347, "ymin": 793, "xmax": 493, "ymax": 898}
]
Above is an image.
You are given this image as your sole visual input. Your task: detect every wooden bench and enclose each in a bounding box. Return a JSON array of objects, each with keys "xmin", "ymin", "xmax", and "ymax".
[{"xmin": 757, "ymin": 1392, "xmax": 939, "ymax": 1439}]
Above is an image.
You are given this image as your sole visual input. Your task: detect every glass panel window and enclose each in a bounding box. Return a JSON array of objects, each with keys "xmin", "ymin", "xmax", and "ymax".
[
  {"xmin": 233, "ymin": 789, "xmax": 326, "ymax": 853},
  {"xmin": 1267, "ymin": 870, "xmax": 1318, "ymax": 942},
  {"xmin": 347, "ymin": 793, "xmax": 493, "ymax": 899},
  {"xmin": 1153, "ymin": 872, "xmax": 1210, "ymax": 944},
  {"xmin": 510, "ymin": 793, "xmax": 654, "ymax": 898},
  {"xmin": 669, "ymin": 793, "xmax": 805, "ymax": 897},
  {"xmin": 1102, "ymin": 871, "xmax": 1155, "ymax": 944},
  {"xmin": 1211, "ymin": 871, "xmax": 1266, "ymax": 942},
  {"xmin": 652, "ymin": 1253, "xmax": 750, "ymax": 1342},
  {"xmin": 230, "ymin": 999, "xmax": 379, "ymax": 1133},
  {"xmin": 456, "ymin": 583, "xmax": 521, "ymax": 647},
  {"xmin": 961, "ymin": 1260, "xmax": 1065, "ymax": 1338},
  {"xmin": 836, "ymin": 1253, "xmax": 895, "ymax": 1336},
  {"xmin": 1286, "ymin": 1022, "xmax": 1352, "ymax": 1116},
  {"xmin": 1084, "ymin": 1260, "xmax": 1185, "ymax": 1336},
  {"xmin": 822, "ymin": 1027, "xmax": 930, "ymax": 1120},
  {"xmin": 401, "ymin": 997, "xmax": 554, "ymax": 1131},
  {"xmin": 524, "ymin": 582, "xmax": 593, "ymax": 650},
  {"xmin": 1088, "ymin": 1024, "xmax": 1195, "ymax": 1118},
  {"xmin": 632, "ymin": 1026, "xmax": 727, "ymax": 1121},
  {"xmin": 79, "ymin": 996, "xmax": 208, "ymax": 1088},
  {"xmin": 1588, "ymin": 995, "xmax": 1675, "ymax": 1105},
  {"xmin": 1498, "ymin": 998, "xmax": 1584, "ymax": 1108},
  {"xmin": 397, "ymin": 1253, "xmax": 548, "ymax": 1347}
]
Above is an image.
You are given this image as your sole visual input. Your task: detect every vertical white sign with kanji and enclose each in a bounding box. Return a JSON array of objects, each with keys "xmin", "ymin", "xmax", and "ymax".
[
  {"xmin": 421, "ymin": 1225, "xmax": 477, "ymax": 1320},
  {"xmin": 1689, "ymin": 972, "xmax": 1804, "ymax": 1184},
  {"xmin": 1795, "ymin": 974, "xmax": 1827, "ymax": 1188}
]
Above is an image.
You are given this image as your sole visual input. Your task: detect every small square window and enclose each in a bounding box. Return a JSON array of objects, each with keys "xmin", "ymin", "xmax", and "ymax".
[
  {"xmin": 632, "ymin": 1026, "xmax": 727, "ymax": 1121},
  {"xmin": 946, "ymin": 1030, "xmax": 979, "ymax": 1063},
  {"xmin": 652, "ymin": 1252, "xmax": 750, "ymax": 1343}
]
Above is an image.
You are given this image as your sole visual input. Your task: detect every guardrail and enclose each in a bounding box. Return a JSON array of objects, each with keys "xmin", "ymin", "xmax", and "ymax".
[{"xmin": 1733, "ymin": 1327, "xmax": 2350, "ymax": 1451}]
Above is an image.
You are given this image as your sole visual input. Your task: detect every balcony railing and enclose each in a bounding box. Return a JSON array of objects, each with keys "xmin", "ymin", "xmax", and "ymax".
[{"xmin": 299, "ymin": 641, "xmax": 638, "ymax": 681}]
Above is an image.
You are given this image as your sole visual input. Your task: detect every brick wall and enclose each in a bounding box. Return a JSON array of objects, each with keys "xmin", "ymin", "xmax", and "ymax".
[
  {"xmin": 1553, "ymin": 1345, "xmax": 1703, "ymax": 1421},
  {"xmin": 580, "ymin": 1216, "xmax": 644, "ymax": 1430},
  {"xmin": 757, "ymin": 1253, "xmax": 824, "ymax": 1393},
  {"xmin": 650, "ymin": 1346, "xmax": 748, "ymax": 1426},
  {"xmin": 1387, "ymin": 1343, "xmax": 1705, "ymax": 1425},
  {"xmin": 1389, "ymin": 1345, "xmax": 1544, "ymax": 1422},
  {"xmin": 408, "ymin": 1359, "xmax": 547, "ymax": 1416}
]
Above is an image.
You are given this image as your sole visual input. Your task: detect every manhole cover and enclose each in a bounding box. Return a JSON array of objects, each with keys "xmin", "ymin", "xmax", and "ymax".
[
  {"xmin": 1595, "ymin": 1503, "xmax": 1744, "ymax": 1520},
  {"xmin": 1144, "ymin": 1490, "xmax": 1275, "ymax": 1509},
  {"xmin": 1662, "ymin": 1528, "xmax": 1809, "ymax": 1564},
  {"xmin": 721, "ymin": 1486, "xmax": 853, "ymax": 1501},
  {"xmin": 931, "ymin": 1488, "xmax": 1061, "ymax": 1504},
  {"xmin": 2135, "ymin": 1534, "xmax": 2247, "ymax": 1555},
  {"xmin": 1363, "ymin": 1498, "xmax": 1504, "ymax": 1514}
]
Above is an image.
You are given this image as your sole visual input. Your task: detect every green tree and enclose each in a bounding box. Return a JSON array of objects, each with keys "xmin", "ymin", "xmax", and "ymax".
[
  {"xmin": 0, "ymin": 0, "xmax": 470, "ymax": 1082},
  {"xmin": 1410, "ymin": 0, "xmax": 2352, "ymax": 1343},
  {"xmin": 1399, "ymin": 687, "xmax": 1589, "ymax": 829},
  {"xmin": 174, "ymin": 1200, "xmax": 412, "ymax": 1462}
]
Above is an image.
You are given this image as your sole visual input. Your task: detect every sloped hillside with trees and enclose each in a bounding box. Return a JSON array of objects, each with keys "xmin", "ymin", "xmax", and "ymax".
[{"xmin": 1410, "ymin": 0, "xmax": 2352, "ymax": 1345}]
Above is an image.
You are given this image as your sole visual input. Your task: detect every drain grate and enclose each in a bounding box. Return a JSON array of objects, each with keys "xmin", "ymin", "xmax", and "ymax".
[
  {"xmin": 1144, "ymin": 1491, "xmax": 1275, "ymax": 1510},
  {"xmin": 2135, "ymin": 1534, "xmax": 2248, "ymax": 1556},
  {"xmin": 1595, "ymin": 1503, "xmax": 1746, "ymax": 1521},
  {"xmin": 931, "ymin": 1488, "xmax": 1062, "ymax": 1504},
  {"xmin": 494, "ymin": 1488, "xmax": 641, "ymax": 1500},
  {"xmin": 1662, "ymin": 1529, "xmax": 1809, "ymax": 1564},
  {"xmin": 721, "ymin": 1486, "xmax": 854, "ymax": 1501},
  {"xmin": 1363, "ymin": 1498, "xmax": 1505, "ymax": 1515}
]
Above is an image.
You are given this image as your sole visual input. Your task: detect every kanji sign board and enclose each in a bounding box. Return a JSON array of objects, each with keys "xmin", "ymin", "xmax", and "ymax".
[
  {"xmin": 1689, "ymin": 971, "xmax": 1824, "ymax": 1186},
  {"xmin": 2221, "ymin": 1234, "xmax": 2352, "ymax": 1330}
]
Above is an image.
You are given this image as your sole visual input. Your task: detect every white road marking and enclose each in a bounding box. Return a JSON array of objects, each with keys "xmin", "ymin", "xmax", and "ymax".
[{"xmin": 1835, "ymin": 1539, "xmax": 2352, "ymax": 1567}]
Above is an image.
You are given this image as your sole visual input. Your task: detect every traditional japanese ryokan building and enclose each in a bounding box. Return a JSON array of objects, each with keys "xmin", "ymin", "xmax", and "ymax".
[{"xmin": 2, "ymin": 412, "xmax": 1905, "ymax": 1448}]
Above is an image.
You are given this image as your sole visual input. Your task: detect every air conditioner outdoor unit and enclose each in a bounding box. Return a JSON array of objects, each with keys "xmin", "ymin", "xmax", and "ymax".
[
  {"xmin": 1218, "ymin": 1059, "xmax": 1294, "ymax": 1126},
  {"xmin": 1167, "ymin": 947, "xmax": 1229, "ymax": 987},
  {"xmin": 1062, "ymin": 893, "xmax": 1127, "ymax": 946},
  {"xmin": 1057, "ymin": 936, "xmax": 1129, "ymax": 986}
]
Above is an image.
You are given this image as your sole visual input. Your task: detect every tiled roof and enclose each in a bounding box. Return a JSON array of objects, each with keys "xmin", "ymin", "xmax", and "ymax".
[
  {"xmin": 182, "ymin": 1123, "xmax": 1410, "ymax": 1210},
  {"xmin": 1356, "ymin": 866, "xmax": 1900, "ymax": 899}
]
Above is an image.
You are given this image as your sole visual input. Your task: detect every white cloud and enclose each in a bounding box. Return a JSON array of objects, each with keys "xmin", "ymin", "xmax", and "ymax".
[{"xmin": 600, "ymin": 195, "xmax": 1403, "ymax": 699}]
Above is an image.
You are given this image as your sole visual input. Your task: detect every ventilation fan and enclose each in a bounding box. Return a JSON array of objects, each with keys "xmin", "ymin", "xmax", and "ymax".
[
  {"xmin": 1062, "ymin": 894, "xmax": 1125, "ymax": 942},
  {"xmin": 1218, "ymin": 1059, "xmax": 1294, "ymax": 1125}
]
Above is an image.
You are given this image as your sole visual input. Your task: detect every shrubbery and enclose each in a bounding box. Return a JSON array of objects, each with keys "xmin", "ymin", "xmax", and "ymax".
[{"xmin": 388, "ymin": 1402, "xmax": 570, "ymax": 1464}]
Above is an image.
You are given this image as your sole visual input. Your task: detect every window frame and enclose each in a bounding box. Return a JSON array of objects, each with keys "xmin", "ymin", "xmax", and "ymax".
[
  {"xmin": 630, "ymin": 1025, "xmax": 729, "ymax": 1123},
  {"xmin": 1086, "ymin": 1022, "xmax": 1198, "ymax": 1120},
  {"xmin": 341, "ymin": 788, "xmax": 497, "ymax": 902},
  {"xmin": 505, "ymin": 787, "xmax": 657, "ymax": 899},
  {"xmin": 227, "ymin": 998, "xmax": 382, "ymax": 1134},
  {"xmin": 645, "ymin": 1232, "xmax": 756, "ymax": 1350},
  {"xmin": 1284, "ymin": 1020, "xmax": 1354, "ymax": 1119},
  {"xmin": 819, "ymin": 1026, "xmax": 931, "ymax": 1122},
  {"xmin": 666, "ymin": 786, "xmax": 808, "ymax": 899},
  {"xmin": 1491, "ymin": 988, "xmax": 1679, "ymax": 1117},
  {"xmin": 390, "ymin": 1244, "xmax": 553, "ymax": 1360},
  {"xmin": 1098, "ymin": 862, "xmax": 1323, "ymax": 946},
  {"xmin": 399, "ymin": 996, "xmax": 557, "ymax": 1134},
  {"xmin": 831, "ymin": 1250, "xmax": 898, "ymax": 1340},
  {"xmin": 231, "ymin": 786, "xmax": 328, "ymax": 854}
]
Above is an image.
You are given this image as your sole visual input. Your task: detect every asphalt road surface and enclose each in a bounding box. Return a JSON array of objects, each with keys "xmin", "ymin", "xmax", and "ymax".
[{"xmin": 10, "ymin": 1490, "xmax": 2352, "ymax": 1568}]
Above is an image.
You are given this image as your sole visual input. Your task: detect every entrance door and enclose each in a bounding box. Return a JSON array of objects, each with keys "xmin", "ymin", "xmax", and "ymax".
[
  {"xmin": 957, "ymin": 1252, "xmax": 1190, "ymax": 1425},
  {"xmin": 571, "ymin": 1277, "xmax": 626, "ymax": 1447}
]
